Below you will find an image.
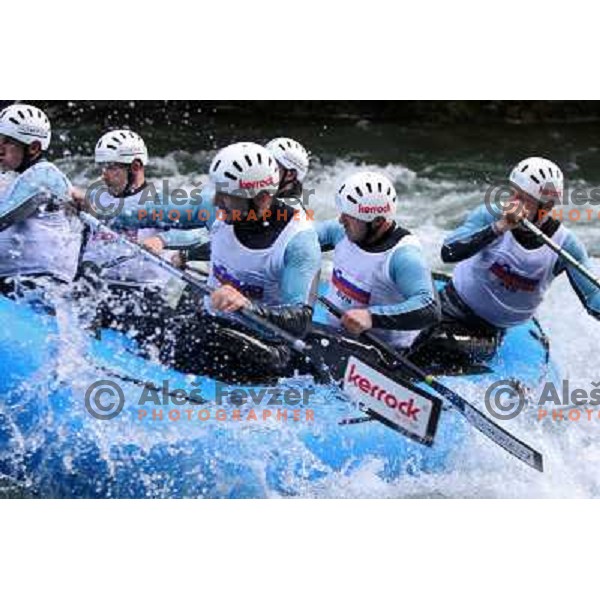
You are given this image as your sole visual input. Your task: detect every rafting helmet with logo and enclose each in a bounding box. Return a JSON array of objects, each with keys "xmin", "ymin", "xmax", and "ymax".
[
  {"xmin": 209, "ymin": 142, "xmax": 280, "ymax": 199},
  {"xmin": 266, "ymin": 138, "xmax": 310, "ymax": 182},
  {"xmin": 336, "ymin": 171, "xmax": 397, "ymax": 222},
  {"xmin": 509, "ymin": 157, "xmax": 564, "ymax": 204},
  {"xmin": 95, "ymin": 130, "xmax": 149, "ymax": 165},
  {"xmin": 0, "ymin": 103, "xmax": 51, "ymax": 150}
]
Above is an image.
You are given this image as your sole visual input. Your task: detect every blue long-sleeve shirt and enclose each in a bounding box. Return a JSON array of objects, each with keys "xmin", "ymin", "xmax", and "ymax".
[
  {"xmin": 107, "ymin": 183, "xmax": 215, "ymax": 244},
  {"xmin": 441, "ymin": 204, "xmax": 600, "ymax": 320},
  {"xmin": 112, "ymin": 188, "xmax": 321, "ymax": 307},
  {"xmin": 316, "ymin": 220, "xmax": 439, "ymax": 329}
]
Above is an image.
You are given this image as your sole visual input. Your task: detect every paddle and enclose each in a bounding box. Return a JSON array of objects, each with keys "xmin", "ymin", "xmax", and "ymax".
[
  {"xmin": 317, "ymin": 294, "xmax": 545, "ymax": 472},
  {"xmin": 78, "ymin": 211, "xmax": 443, "ymax": 445},
  {"xmin": 522, "ymin": 218, "xmax": 600, "ymax": 290}
]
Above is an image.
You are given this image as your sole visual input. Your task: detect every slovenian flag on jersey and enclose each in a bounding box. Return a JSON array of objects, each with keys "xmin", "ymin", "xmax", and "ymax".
[{"xmin": 332, "ymin": 268, "xmax": 371, "ymax": 304}]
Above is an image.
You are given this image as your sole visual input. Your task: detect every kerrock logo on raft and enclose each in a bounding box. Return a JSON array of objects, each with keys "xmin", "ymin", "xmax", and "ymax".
[{"xmin": 345, "ymin": 363, "xmax": 421, "ymax": 421}]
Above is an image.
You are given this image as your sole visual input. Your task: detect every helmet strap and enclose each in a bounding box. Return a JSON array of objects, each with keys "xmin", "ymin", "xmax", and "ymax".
[
  {"xmin": 533, "ymin": 200, "xmax": 555, "ymax": 224},
  {"xmin": 123, "ymin": 161, "xmax": 146, "ymax": 197},
  {"xmin": 16, "ymin": 143, "xmax": 43, "ymax": 174},
  {"xmin": 363, "ymin": 218, "xmax": 394, "ymax": 246}
]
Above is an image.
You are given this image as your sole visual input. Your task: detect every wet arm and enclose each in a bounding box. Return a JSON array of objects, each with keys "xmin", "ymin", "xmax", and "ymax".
[
  {"xmin": 370, "ymin": 244, "xmax": 441, "ymax": 330},
  {"xmin": 441, "ymin": 204, "xmax": 500, "ymax": 263}
]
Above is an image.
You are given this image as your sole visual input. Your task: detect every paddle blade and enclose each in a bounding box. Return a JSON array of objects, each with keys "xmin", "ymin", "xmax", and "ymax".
[{"xmin": 342, "ymin": 356, "xmax": 442, "ymax": 446}]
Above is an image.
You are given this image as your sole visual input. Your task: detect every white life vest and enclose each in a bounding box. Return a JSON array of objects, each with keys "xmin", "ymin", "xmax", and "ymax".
[
  {"xmin": 0, "ymin": 162, "xmax": 82, "ymax": 282},
  {"xmin": 207, "ymin": 207, "xmax": 313, "ymax": 307},
  {"xmin": 323, "ymin": 234, "xmax": 423, "ymax": 349},
  {"xmin": 82, "ymin": 188, "xmax": 176, "ymax": 287},
  {"xmin": 0, "ymin": 172, "xmax": 17, "ymax": 200},
  {"xmin": 452, "ymin": 225, "xmax": 568, "ymax": 327}
]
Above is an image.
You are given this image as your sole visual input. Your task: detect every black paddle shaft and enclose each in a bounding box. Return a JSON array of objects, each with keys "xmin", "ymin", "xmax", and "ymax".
[
  {"xmin": 78, "ymin": 212, "xmax": 336, "ymax": 384},
  {"xmin": 317, "ymin": 295, "xmax": 544, "ymax": 472}
]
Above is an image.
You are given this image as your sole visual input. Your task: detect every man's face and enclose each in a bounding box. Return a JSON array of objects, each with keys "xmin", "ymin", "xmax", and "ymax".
[
  {"xmin": 214, "ymin": 191, "xmax": 251, "ymax": 223},
  {"xmin": 101, "ymin": 162, "xmax": 129, "ymax": 196},
  {"xmin": 339, "ymin": 213, "xmax": 369, "ymax": 243},
  {"xmin": 511, "ymin": 189, "xmax": 545, "ymax": 222},
  {"xmin": 277, "ymin": 163, "xmax": 296, "ymax": 185},
  {"xmin": 0, "ymin": 135, "xmax": 25, "ymax": 171}
]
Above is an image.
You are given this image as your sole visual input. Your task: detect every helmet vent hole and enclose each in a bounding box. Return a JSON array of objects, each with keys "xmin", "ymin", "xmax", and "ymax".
[
  {"xmin": 27, "ymin": 108, "xmax": 33, "ymax": 117},
  {"xmin": 355, "ymin": 187, "xmax": 363, "ymax": 197},
  {"xmin": 244, "ymin": 155, "xmax": 252, "ymax": 167},
  {"xmin": 9, "ymin": 117, "xmax": 19, "ymax": 125},
  {"xmin": 224, "ymin": 171, "xmax": 237, "ymax": 181},
  {"xmin": 521, "ymin": 165, "xmax": 529, "ymax": 172},
  {"xmin": 366, "ymin": 182, "xmax": 373, "ymax": 193},
  {"xmin": 212, "ymin": 160, "xmax": 221, "ymax": 172},
  {"xmin": 377, "ymin": 182, "xmax": 382, "ymax": 193},
  {"xmin": 386, "ymin": 187, "xmax": 391, "ymax": 196},
  {"xmin": 17, "ymin": 110, "xmax": 25, "ymax": 120},
  {"xmin": 539, "ymin": 169, "xmax": 546, "ymax": 179},
  {"xmin": 257, "ymin": 153, "xmax": 263, "ymax": 165},
  {"xmin": 346, "ymin": 195, "xmax": 358, "ymax": 205},
  {"xmin": 530, "ymin": 175, "xmax": 540, "ymax": 184},
  {"xmin": 233, "ymin": 161, "xmax": 243, "ymax": 172}
]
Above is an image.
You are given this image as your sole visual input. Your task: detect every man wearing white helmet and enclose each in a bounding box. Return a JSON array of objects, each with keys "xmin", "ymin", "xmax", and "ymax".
[
  {"xmin": 441, "ymin": 157, "xmax": 600, "ymax": 333},
  {"xmin": 127, "ymin": 142, "xmax": 321, "ymax": 378},
  {"xmin": 266, "ymin": 137, "xmax": 310, "ymax": 202},
  {"xmin": 181, "ymin": 137, "xmax": 312, "ymax": 264},
  {"xmin": 80, "ymin": 129, "xmax": 178, "ymax": 285},
  {"xmin": 0, "ymin": 103, "xmax": 82, "ymax": 299},
  {"xmin": 77, "ymin": 129, "xmax": 186, "ymax": 345},
  {"xmin": 317, "ymin": 171, "xmax": 440, "ymax": 349}
]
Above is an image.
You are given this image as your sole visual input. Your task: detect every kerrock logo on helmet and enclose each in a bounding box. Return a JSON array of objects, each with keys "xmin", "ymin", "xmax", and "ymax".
[
  {"xmin": 239, "ymin": 176, "xmax": 276, "ymax": 190},
  {"xmin": 17, "ymin": 124, "xmax": 49, "ymax": 138},
  {"xmin": 358, "ymin": 204, "xmax": 392, "ymax": 215}
]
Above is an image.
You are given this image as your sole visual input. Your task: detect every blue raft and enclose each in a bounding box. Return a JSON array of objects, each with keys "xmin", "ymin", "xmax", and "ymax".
[{"xmin": 0, "ymin": 285, "xmax": 556, "ymax": 498}]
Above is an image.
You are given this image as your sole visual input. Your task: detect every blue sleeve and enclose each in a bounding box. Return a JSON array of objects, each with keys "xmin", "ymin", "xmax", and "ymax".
[
  {"xmin": 280, "ymin": 228, "xmax": 322, "ymax": 305},
  {"xmin": 369, "ymin": 243, "xmax": 440, "ymax": 330},
  {"xmin": 0, "ymin": 162, "xmax": 71, "ymax": 228},
  {"xmin": 441, "ymin": 204, "xmax": 500, "ymax": 263},
  {"xmin": 111, "ymin": 183, "xmax": 217, "ymax": 236},
  {"xmin": 315, "ymin": 220, "xmax": 345, "ymax": 251},
  {"xmin": 555, "ymin": 231, "xmax": 600, "ymax": 319}
]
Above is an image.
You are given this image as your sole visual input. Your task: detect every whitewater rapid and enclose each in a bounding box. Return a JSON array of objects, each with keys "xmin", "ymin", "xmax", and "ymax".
[{"xmin": 56, "ymin": 153, "xmax": 600, "ymax": 498}]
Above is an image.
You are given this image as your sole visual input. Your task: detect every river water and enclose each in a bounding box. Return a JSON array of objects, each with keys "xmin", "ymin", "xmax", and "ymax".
[{"xmin": 7, "ymin": 113, "xmax": 600, "ymax": 497}]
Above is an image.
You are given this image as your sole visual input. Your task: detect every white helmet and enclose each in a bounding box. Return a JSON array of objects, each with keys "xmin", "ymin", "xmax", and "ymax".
[
  {"xmin": 509, "ymin": 157, "xmax": 564, "ymax": 203},
  {"xmin": 95, "ymin": 130, "xmax": 148, "ymax": 166},
  {"xmin": 266, "ymin": 137, "xmax": 310, "ymax": 182},
  {"xmin": 335, "ymin": 172, "xmax": 397, "ymax": 222},
  {"xmin": 209, "ymin": 142, "xmax": 280, "ymax": 199},
  {"xmin": 0, "ymin": 104, "xmax": 51, "ymax": 150}
]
